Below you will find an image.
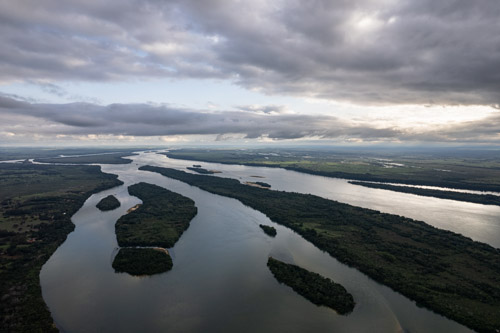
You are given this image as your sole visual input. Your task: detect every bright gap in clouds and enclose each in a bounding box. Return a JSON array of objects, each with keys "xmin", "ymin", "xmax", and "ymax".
[{"xmin": 1, "ymin": 78, "xmax": 495, "ymax": 134}]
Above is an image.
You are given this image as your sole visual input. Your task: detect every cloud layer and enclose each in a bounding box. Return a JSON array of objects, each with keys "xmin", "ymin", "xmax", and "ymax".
[
  {"xmin": 1, "ymin": 95, "xmax": 498, "ymax": 144},
  {"xmin": 1, "ymin": 0, "xmax": 499, "ymax": 105}
]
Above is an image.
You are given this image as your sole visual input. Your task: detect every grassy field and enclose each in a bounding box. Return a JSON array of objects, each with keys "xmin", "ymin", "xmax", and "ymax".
[
  {"xmin": 165, "ymin": 148, "xmax": 500, "ymax": 192},
  {"xmin": 115, "ymin": 183, "xmax": 198, "ymax": 248},
  {"xmin": 141, "ymin": 165, "xmax": 500, "ymax": 333},
  {"xmin": 0, "ymin": 163, "xmax": 123, "ymax": 332}
]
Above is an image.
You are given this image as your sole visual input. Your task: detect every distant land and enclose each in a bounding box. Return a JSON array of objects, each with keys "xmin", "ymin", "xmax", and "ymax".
[{"xmin": 165, "ymin": 148, "xmax": 500, "ymax": 192}]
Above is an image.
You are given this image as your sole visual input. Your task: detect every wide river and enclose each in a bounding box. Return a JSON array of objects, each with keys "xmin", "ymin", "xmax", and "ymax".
[{"xmin": 41, "ymin": 151, "xmax": 500, "ymax": 332}]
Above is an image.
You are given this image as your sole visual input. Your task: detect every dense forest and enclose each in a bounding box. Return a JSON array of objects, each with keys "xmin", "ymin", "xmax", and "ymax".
[
  {"xmin": 259, "ymin": 224, "xmax": 276, "ymax": 237},
  {"xmin": 267, "ymin": 257, "xmax": 354, "ymax": 314},
  {"xmin": 141, "ymin": 165, "xmax": 500, "ymax": 333},
  {"xmin": 0, "ymin": 163, "xmax": 123, "ymax": 332},
  {"xmin": 112, "ymin": 248, "xmax": 172, "ymax": 276},
  {"xmin": 115, "ymin": 182, "xmax": 198, "ymax": 248},
  {"xmin": 96, "ymin": 195, "xmax": 121, "ymax": 211}
]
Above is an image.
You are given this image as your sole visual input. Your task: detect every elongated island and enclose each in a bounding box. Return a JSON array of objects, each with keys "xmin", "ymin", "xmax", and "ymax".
[
  {"xmin": 140, "ymin": 165, "xmax": 500, "ymax": 333},
  {"xmin": 267, "ymin": 257, "xmax": 355, "ymax": 314}
]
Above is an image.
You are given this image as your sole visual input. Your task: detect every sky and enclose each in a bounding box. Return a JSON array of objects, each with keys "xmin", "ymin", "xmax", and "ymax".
[{"xmin": 0, "ymin": 0, "xmax": 499, "ymax": 146}]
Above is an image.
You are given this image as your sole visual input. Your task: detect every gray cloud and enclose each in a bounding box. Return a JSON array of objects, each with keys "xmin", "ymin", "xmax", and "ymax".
[
  {"xmin": 0, "ymin": 1, "xmax": 499, "ymax": 105},
  {"xmin": 0, "ymin": 95, "xmax": 498, "ymax": 143}
]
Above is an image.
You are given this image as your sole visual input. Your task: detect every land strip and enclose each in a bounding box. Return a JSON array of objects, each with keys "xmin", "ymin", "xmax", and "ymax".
[
  {"xmin": 349, "ymin": 181, "xmax": 500, "ymax": 206},
  {"xmin": 141, "ymin": 165, "xmax": 500, "ymax": 333}
]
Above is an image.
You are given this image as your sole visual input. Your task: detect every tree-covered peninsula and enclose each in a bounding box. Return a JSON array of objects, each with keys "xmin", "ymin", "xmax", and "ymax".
[
  {"xmin": 267, "ymin": 257, "xmax": 354, "ymax": 314},
  {"xmin": 96, "ymin": 195, "xmax": 121, "ymax": 211},
  {"xmin": 140, "ymin": 165, "xmax": 500, "ymax": 333}
]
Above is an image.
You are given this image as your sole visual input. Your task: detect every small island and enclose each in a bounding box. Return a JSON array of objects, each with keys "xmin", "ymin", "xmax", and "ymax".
[
  {"xmin": 259, "ymin": 224, "xmax": 277, "ymax": 237},
  {"xmin": 267, "ymin": 257, "xmax": 355, "ymax": 315},
  {"xmin": 186, "ymin": 166, "xmax": 221, "ymax": 174},
  {"xmin": 112, "ymin": 248, "xmax": 173, "ymax": 276},
  {"xmin": 96, "ymin": 195, "xmax": 121, "ymax": 211},
  {"xmin": 245, "ymin": 181, "xmax": 271, "ymax": 189}
]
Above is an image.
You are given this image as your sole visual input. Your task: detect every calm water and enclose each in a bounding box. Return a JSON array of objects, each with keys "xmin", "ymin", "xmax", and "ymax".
[{"xmin": 40, "ymin": 151, "xmax": 496, "ymax": 332}]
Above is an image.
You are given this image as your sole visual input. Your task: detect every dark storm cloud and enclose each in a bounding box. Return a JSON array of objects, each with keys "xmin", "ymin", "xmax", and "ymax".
[
  {"xmin": 1, "ymin": 95, "xmax": 498, "ymax": 143},
  {"xmin": 0, "ymin": 0, "xmax": 499, "ymax": 105}
]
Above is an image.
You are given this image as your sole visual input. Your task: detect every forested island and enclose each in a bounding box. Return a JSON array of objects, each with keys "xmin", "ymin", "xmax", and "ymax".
[
  {"xmin": 0, "ymin": 163, "xmax": 123, "ymax": 332},
  {"xmin": 115, "ymin": 183, "xmax": 197, "ymax": 248},
  {"xmin": 259, "ymin": 224, "xmax": 277, "ymax": 237},
  {"xmin": 113, "ymin": 183, "xmax": 197, "ymax": 275},
  {"xmin": 140, "ymin": 165, "xmax": 500, "ymax": 333},
  {"xmin": 96, "ymin": 195, "xmax": 121, "ymax": 211},
  {"xmin": 112, "ymin": 248, "xmax": 172, "ymax": 276},
  {"xmin": 267, "ymin": 257, "xmax": 354, "ymax": 314},
  {"xmin": 349, "ymin": 181, "xmax": 500, "ymax": 206}
]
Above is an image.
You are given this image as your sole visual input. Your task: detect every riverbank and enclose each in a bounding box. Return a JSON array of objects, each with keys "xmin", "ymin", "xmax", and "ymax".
[{"xmin": 0, "ymin": 163, "xmax": 123, "ymax": 331}]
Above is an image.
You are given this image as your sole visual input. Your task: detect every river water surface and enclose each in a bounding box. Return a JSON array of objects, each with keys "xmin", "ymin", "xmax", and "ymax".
[{"xmin": 40, "ymin": 151, "xmax": 498, "ymax": 332}]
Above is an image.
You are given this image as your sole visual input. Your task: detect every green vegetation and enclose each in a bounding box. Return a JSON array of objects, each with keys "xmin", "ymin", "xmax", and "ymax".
[
  {"xmin": 112, "ymin": 248, "xmax": 172, "ymax": 276},
  {"xmin": 350, "ymin": 181, "xmax": 500, "ymax": 206},
  {"xmin": 0, "ymin": 163, "xmax": 123, "ymax": 332},
  {"xmin": 35, "ymin": 151, "xmax": 137, "ymax": 164},
  {"xmin": 96, "ymin": 195, "xmax": 121, "ymax": 211},
  {"xmin": 259, "ymin": 224, "xmax": 277, "ymax": 237},
  {"xmin": 186, "ymin": 166, "xmax": 216, "ymax": 174},
  {"xmin": 267, "ymin": 257, "xmax": 354, "ymax": 314},
  {"xmin": 165, "ymin": 148, "xmax": 500, "ymax": 192},
  {"xmin": 115, "ymin": 182, "xmax": 197, "ymax": 248},
  {"xmin": 141, "ymin": 165, "xmax": 500, "ymax": 333}
]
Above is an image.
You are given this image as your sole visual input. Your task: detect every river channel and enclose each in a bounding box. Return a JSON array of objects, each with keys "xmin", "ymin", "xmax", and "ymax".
[{"xmin": 41, "ymin": 151, "xmax": 497, "ymax": 332}]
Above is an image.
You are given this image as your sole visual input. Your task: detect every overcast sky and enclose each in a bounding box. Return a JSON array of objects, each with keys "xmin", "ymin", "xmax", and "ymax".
[{"xmin": 1, "ymin": 0, "xmax": 499, "ymax": 145}]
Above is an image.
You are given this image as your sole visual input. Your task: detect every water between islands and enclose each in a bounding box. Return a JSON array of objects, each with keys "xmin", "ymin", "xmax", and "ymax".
[{"xmin": 41, "ymin": 151, "xmax": 499, "ymax": 332}]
